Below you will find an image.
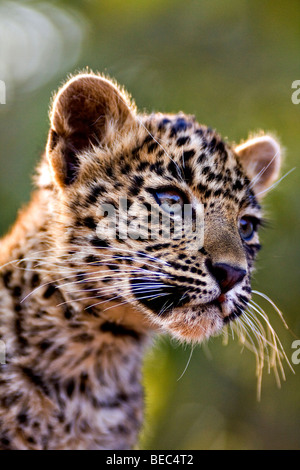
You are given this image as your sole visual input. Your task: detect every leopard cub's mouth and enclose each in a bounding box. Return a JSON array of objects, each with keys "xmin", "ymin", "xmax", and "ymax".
[
  {"xmin": 130, "ymin": 276, "xmax": 249, "ymax": 342},
  {"xmin": 163, "ymin": 295, "xmax": 249, "ymax": 342}
]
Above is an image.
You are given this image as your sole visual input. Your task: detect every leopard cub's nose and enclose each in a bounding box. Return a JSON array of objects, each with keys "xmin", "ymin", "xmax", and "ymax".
[{"xmin": 206, "ymin": 260, "xmax": 246, "ymax": 294}]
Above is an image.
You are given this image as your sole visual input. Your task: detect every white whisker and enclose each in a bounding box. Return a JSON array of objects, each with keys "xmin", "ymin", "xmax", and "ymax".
[
  {"xmin": 255, "ymin": 167, "xmax": 296, "ymax": 197},
  {"xmin": 252, "ymin": 290, "xmax": 290, "ymax": 329},
  {"xmin": 177, "ymin": 346, "xmax": 195, "ymax": 381},
  {"xmin": 249, "ymin": 149, "xmax": 280, "ymax": 189},
  {"xmin": 225, "ymin": 291, "xmax": 294, "ymax": 400}
]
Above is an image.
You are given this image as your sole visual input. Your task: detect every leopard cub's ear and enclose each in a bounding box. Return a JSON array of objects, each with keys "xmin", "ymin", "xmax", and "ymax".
[
  {"xmin": 47, "ymin": 73, "xmax": 136, "ymax": 187},
  {"xmin": 235, "ymin": 135, "xmax": 281, "ymax": 198}
]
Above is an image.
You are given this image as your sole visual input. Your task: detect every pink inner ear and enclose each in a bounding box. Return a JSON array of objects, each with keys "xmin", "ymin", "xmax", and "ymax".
[
  {"xmin": 254, "ymin": 155, "xmax": 278, "ymax": 183},
  {"xmin": 235, "ymin": 135, "xmax": 281, "ymax": 197},
  {"xmin": 47, "ymin": 74, "xmax": 135, "ymax": 186}
]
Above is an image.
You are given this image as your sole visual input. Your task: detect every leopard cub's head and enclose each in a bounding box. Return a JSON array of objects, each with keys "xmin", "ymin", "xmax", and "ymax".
[{"xmin": 45, "ymin": 73, "xmax": 281, "ymax": 342}]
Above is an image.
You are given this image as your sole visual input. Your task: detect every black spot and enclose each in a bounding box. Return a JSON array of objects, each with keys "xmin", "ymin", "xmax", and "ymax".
[
  {"xmin": 130, "ymin": 278, "xmax": 189, "ymax": 316},
  {"xmin": 27, "ymin": 436, "xmax": 36, "ymax": 445},
  {"xmin": 12, "ymin": 286, "xmax": 22, "ymax": 298},
  {"xmin": 129, "ymin": 175, "xmax": 144, "ymax": 195},
  {"xmin": 215, "ymin": 173, "xmax": 223, "ymax": 183},
  {"xmin": 39, "ymin": 339, "xmax": 53, "ymax": 351},
  {"xmin": 79, "ymin": 373, "xmax": 88, "ymax": 393},
  {"xmin": 176, "ymin": 275, "xmax": 197, "ymax": 284},
  {"xmin": 180, "ymin": 265, "xmax": 189, "ymax": 272},
  {"xmin": 183, "ymin": 164, "xmax": 194, "ymax": 182},
  {"xmin": 15, "ymin": 307, "xmax": 29, "ymax": 350},
  {"xmin": 143, "ymin": 134, "xmax": 153, "ymax": 146},
  {"xmin": 214, "ymin": 189, "xmax": 223, "ymax": 197},
  {"xmin": 177, "ymin": 136, "xmax": 190, "ymax": 146},
  {"xmin": 137, "ymin": 161, "xmax": 150, "ymax": 172},
  {"xmin": 245, "ymin": 243, "xmax": 261, "ymax": 258},
  {"xmin": 208, "ymin": 137, "xmax": 217, "ymax": 152},
  {"xmin": 86, "ymin": 184, "xmax": 106, "ymax": 205},
  {"xmin": 64, "ymin": 422, "xmax": 72, "ymax": 434},
  {"xmin": 56, "ymin": 412, "xmax": 65, "ymax": 424},
  {"xmin": 170, "ymin": 117, "xmax": 188, "ymax": 137},
  {"xmin": 237, "ymin": 294, "xmax": 249, "ymax": 305},
  {"xmin": 21, "ymin": 367, "xmax": 50, "ymax": 396},
  {"xmin": 100, "ymin": 321, "xmax": 141, "ymax": 341},
  {"xmin": 90, "ymin": 237, "xmax": 109, "ymax": 249},
  {"xmin": 65, "ymin": 378, "xmax": 75, "ymax": 398},
  {"xmin": 167, "ymin": 161, "xmax": 181, "ymax": 179},
  {"xmin": 121, "ymin": 163, "xmax": 131, "ymax": 174},
  {"xmin": 0, "ymin": 389, "xmax": 21, "ymax": 408},
  {"xmin": 108, "ymin": 164, "xmax": 116, "ymax": 177},
  {"xmin": 150, "ymin": 161, "xmax": 164, "ymax": 176},
  {"xmin": 158, "ymin": 118, "xmax": 171, "ymax": 130},
  {"xmin": 216, "ymin": 140, "xmax": 226, "ymax": 155},
  {"xmin": 197, "ymin": 183, "xmax": 206, "ymax": 194},
  {"xmin": 2, "ymin": 270, "xmax": 12, "ymax": 288},
  {"xmin": 83, "ymin": 216, "xmax": 97, "ymax": 230},
  {"xmin": 148, "ymin": 141, "xmax": 159, "ymax": 152},
  {"xmin": 0, "ymin": 436, "xmax": 11, "ymax": 449},
  {"xmin": 197, "ymin": 152, "xmax": 206, "ymax": 164},
  {"xmin": 43, "ymin": 284, "xmax": 56, "ymax": 299},
  {"xmin": 242, "ymin": 285, "xmax": 252, "ymax": 293},
  {"xmin": 107, "ymin": 263, "xmax": 119, "ymax": 271},
  {"xmin": 183, "ymin": 149, "xmax": 195, "ymax": 161},
  {"xmin": 63, "ymin": 306, "xmax": 74, "ymax": 321},
  {"xmin": 223, "ymin": 309, "xmax": 242, "ymax": 324},
  {"xmin": 232, "ymin": 179, "xmax": 244, "ymax": 191},
  {"xmin": 145, "ymin": 242, "xmax": 171, "ymax": 252},
  {"xmin": 131, "ymin": 146, "xmax": 140, "ymax": 158},
  {"xmin": 31, "ymin": 273, "xmax": 40, "ymax": 288},
  {"xmin": 85, "ymin": 254, "xmax": 100, "ymax": 265},
  {"xmin": 207, "ymin": 172, "xmax": 216, "ymax": 182},
  {"xmin": 223, "ymin": 189, "xmax": 232, "ymax": 199},
  {"xmin": 51, "ymin": 345, "xmax": 66, "ymax": 360},
  {"xmin": 17, "ymin": 411, "xmax": 28, "ymax": 425}
]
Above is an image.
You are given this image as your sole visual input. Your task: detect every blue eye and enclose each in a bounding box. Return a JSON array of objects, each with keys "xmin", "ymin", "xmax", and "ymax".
[
  {"xmin": 153, "ymin": 188, "xmax": 185, "ymax": 215},
  {"xmin": 239, "ymin": 217, "xmax": 257, "ymax": 241}
]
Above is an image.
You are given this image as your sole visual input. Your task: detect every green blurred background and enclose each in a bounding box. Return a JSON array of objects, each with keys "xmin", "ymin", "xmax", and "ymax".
[{"xmin": 0, "ymin": 0, "xmax": 299, "ymax": 450}]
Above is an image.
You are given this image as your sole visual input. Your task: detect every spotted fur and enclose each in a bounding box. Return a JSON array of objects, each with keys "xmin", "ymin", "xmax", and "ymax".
[{"xmin": 0, "ymin": 73, "xmax": 281, "ymax": 449}]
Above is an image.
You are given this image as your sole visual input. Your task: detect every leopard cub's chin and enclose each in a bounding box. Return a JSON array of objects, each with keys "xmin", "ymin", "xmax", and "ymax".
[
  {"xmin": 163, "ymin": 306, "xmax": 225, "ymax": 343},
  {"xmin": 145, "ymin": 290, "xmax": 251, "ymax": 343}
]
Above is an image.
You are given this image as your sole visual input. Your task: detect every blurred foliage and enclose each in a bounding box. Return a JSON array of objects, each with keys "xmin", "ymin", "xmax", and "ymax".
[{"xmin": 0, "ymin": 0, "xmax": 299, "ymax": 450}]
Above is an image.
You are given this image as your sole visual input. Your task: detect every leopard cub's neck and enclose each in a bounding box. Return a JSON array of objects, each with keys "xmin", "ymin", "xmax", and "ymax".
[{"xmin": 0, "ymin": 187, "xmax": 151, "ymax": 450}]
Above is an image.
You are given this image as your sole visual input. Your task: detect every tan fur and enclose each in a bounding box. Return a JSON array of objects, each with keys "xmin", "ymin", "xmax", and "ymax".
[{"xmin": 0, "ymin": 73, "xmax": 281, "ymax": 449}]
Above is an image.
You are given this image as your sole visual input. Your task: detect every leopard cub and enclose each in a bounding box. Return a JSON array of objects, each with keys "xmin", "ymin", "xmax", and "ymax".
[{"xmin": 0, "ymin": 73, "xmax": 281, "ymax": 449}]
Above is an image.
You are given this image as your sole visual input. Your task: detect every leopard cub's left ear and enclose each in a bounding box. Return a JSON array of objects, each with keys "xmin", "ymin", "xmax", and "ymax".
[{"xmin": 235, "ymin": 135, "xmax": 282, "ymax": 198}]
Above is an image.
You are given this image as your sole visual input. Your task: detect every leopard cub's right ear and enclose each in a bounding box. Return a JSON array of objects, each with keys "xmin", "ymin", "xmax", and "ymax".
[
  {"xmin": 47, "ymin": 73, "xmax": 136, "ymax": 187},
  {"xmin": 235, "ymin": 135, "xmax": 282, "ymax": 198}
]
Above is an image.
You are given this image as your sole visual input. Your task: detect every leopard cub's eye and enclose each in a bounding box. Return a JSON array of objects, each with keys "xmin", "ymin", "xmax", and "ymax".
[
  {"xmin": 153, "ymin": 188, "xmax": 186, "ymax": 215},
  {"xmin": 239, "ymin": 216, "xmax": 257, "ymax": 241}
]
